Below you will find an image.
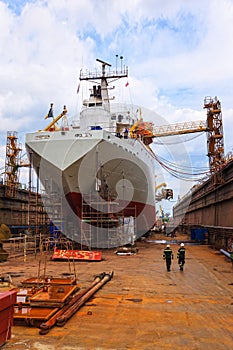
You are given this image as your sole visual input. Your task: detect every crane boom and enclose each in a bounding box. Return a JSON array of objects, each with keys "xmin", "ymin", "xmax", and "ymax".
[
  {"xmin": 44, "ymin": 105, "xmax": 67, "ymax": 131},
  {"xmin": 130, "ymin": 96, "xmax": 224, "ymax": 175},
  {"xmin": 149, "ymin": 120, "xmax": 207, "ymax": 138},
  {"xmin": 155, "ymin": 182, "xmax": 166, "ymax": 190}
]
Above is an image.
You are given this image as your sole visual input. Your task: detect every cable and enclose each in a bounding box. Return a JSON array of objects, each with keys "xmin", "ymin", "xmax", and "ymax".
[
  {"xmin": 152, "ymin": 152, "xmax": 210, "ymax": 182},
  {"xmin": 153, "ymin": 131, "xmax": 206, "ymax": 145},
  {"xmin": 155, "ymin": 153, "xmax": 209, "ymax": 171}
]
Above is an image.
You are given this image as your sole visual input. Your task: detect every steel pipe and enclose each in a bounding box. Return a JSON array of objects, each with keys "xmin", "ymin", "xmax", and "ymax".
[
  {"xmin": 56, "ymin": 271, "xmax": 113, "ymax": 327},
  {"xmin": 220, "ymin": 249, "xmax": 232, "ymax": 259},
  {"xmin": 39, "ymin": 272, "xmax": 111, "ymax": 335}
]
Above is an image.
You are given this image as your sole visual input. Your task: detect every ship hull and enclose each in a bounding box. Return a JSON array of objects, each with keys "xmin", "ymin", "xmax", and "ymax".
[{"xmin": 26, "ymin": 129, "xmax": 156, "ymax": 248}]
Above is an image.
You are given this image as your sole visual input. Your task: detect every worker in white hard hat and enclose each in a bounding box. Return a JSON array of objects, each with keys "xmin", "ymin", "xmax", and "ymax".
[
  {"xmin": 177, "ymin": 243, "xmax": 186, "ymax": 271},
  {"xmin": 163, "ymin": 244, "xmax": 174, "ymax": 271}
]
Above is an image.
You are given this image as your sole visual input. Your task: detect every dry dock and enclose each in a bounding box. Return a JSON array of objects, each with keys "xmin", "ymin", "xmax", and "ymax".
[{"xmin": 1, "ymin": 234, "xmax": 233, "ymax": 350}]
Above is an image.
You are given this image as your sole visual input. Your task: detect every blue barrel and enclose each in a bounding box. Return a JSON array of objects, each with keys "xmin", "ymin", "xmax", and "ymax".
[
  {"xmin": 191, "ymin": 228, "xmax": 207, "ymax": 241},
  {"xmin": 190, "ymin": 228, "xmax": 196, "ymax": 240}
]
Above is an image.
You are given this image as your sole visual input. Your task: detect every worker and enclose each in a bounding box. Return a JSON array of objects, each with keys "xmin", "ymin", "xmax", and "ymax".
[
  {"xmin": 123, "ymin": 128, "xmax": 129, "ymax": 139},
  {"xmin": 163, "ymin": 244, "xmax": 174, "ymax": 271},
  {"xmin": 177, "ymin": 243, "xmax": 186, "ymax": 271}
]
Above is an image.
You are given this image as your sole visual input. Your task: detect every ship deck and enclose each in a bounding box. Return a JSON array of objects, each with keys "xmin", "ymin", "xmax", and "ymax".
[{"xmin": 1, "ymin": 233, "xmax": 233, "ymax": 350}]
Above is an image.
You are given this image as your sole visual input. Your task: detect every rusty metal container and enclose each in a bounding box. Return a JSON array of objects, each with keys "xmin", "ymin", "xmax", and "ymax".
[{"xmin": 0, "ymin": 290, "xmax": 17, "ymax": 346}]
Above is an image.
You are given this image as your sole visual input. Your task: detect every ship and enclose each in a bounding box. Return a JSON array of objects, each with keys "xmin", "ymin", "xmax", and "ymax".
[{"xmin": 25, "ymin": 58, "xmax": 156, "ymax": 248}]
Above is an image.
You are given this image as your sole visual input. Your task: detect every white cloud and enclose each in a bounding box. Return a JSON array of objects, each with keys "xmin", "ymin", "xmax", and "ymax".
[{"xmin": 0, "ymin": 0, "xmax": 233, "ymax": 209}]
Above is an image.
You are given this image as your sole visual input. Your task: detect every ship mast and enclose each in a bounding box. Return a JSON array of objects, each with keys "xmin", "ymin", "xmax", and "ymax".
[
  {"xmin": 96, "ymin": 59, "xmax": 111, "ymax": 112},
  {"xmin": 79, "ymin": 57, "xmax": 128, "ymax": 112}
]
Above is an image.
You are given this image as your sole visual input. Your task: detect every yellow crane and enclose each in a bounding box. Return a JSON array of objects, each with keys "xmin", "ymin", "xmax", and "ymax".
[
  {"xmin": 129, "ymin": 117, "xmax": 143, "ymax": 137},
  {"xmin": 150, "ymin": 120, "xmax": 207, "ymax": 138},
  {"xmin": 155, "ymin": 182, "xmax": 166, "ymax": 190},
  {"xmin": 131, "ymin": 96, "xmax": 225, "ymax": 174},
  {"xmin": 44, "ymin": 104, "xmax": 68, "ymax": 131}
]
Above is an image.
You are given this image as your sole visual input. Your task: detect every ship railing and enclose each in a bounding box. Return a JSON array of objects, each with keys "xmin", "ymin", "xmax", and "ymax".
[{"xmin": 80, "ymin": 67, "xmax": 128, "ymax": 80}]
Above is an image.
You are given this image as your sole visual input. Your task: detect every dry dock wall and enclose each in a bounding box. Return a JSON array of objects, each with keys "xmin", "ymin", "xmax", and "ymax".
[
  {"xmin": 173, "ymin": 159, "xmax": 233, "ymax": 250},
  {"xmin": 0, "ymin": 184, "xmax": 49, "ymax": 234}
]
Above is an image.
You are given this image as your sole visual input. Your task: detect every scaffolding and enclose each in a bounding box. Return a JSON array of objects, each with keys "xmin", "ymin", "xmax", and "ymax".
[
  {"xmin": 203, "ymin": 96, "xmax": 225, "ymax": 185},
  {"xmin": 4, "ymin": 131, "xmax": 22, "ymax": 197},
  {"xmin": 41, "ymin": 185, "xmax": 64, "ymax": 245},
  {"xmin": 81, "ymin": 193, "xmax": 136, "ymax": 249},
  {"xmin": 204, "ymin": 96, "xmax": 225, "ymax": 173}
]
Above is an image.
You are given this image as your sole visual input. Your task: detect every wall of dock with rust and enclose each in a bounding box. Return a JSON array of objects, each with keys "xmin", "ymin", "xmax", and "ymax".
[
  {"xmin": 173, "ymin": 158, "xmax": 233, "ymax": 250},
  {"xmin": 0, "ymin": 184, "xmax": 49, "ymax": 233}
]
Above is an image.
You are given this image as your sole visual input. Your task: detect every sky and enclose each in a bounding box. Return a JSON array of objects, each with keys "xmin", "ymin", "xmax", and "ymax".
[{"xmin": 1, "ymin": 0, "xmax": 233, "ymax": 216}]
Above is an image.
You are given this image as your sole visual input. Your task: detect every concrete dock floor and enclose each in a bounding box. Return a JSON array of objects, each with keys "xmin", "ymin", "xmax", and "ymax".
[{"xmin": 1, "ymin": 234, "xmax": 233, "ymax": 350}]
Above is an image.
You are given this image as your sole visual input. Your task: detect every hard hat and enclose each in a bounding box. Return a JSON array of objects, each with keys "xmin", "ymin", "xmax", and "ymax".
[
  {"xmin": 167, "ymin": 244, "xmax": 170, "ymax": 248},
  {"xmin": 180, "ymin": 243, "xmax": 184, "ymax": 247}
]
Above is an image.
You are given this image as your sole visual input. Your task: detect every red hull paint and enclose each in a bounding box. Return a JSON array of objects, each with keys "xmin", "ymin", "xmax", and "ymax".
[{"xmin": 66, "ymin": 192, "xmax": 156, "ymax": 233}]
